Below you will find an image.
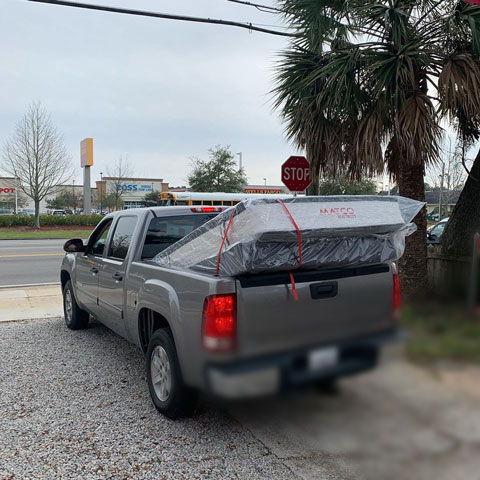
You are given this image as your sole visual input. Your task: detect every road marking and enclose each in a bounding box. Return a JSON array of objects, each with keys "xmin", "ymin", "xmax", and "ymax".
[{"xmin": 0, "ymin": 253, "xmax": 63, "ymax": 258}]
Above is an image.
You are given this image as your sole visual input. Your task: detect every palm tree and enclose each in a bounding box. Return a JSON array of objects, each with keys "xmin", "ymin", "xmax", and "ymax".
[{"xmin": 273, "ymin": 0, "xmax": 480, "ymax": 297}]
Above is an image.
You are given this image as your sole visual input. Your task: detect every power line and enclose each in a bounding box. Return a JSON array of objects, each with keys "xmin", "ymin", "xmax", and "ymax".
[
  {"xmin": 226, "ymin": 0, "xmax": 282, "ymax": 13},
  {"xmin": 26, "ymin": 0, "xmax": 292, "ymax": 37}
]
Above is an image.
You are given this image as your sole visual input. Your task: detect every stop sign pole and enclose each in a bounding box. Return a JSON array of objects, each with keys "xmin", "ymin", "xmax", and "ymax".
[{"xmin": 281, "ymin": 156, "xmax": 312, "ymax": 194}]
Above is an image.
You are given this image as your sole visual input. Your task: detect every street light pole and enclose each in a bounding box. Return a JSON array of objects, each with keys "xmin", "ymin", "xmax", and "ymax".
[
  {"xmin": 263, "ymin": 177, "xmax": 267, "ymax": 186},
  {"xmin": 236, "ymin": 152, "xmax": 243, "ymax": 170},
  {"xmin": 100, "ymin": 172, "xmax": 103, "ymax": 214},
  {"xmin": 72, "ymin": 179, "xmax": 75, "ymax": 212}
]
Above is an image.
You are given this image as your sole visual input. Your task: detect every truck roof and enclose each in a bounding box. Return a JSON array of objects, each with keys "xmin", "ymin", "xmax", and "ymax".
[{"xmin": 104, "ymin": 206, "xmax": 229, "ymax": 219}]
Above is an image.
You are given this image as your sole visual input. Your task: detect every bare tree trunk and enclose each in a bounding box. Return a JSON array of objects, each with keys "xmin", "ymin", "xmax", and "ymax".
[
  {"xmin": 441, "ymin": 149, "xmax": 480, "ymax": 257},
  {"xmin": 397, "ymin": 163, "xmax": 428, "ymax": 299},
  {"xmin": 34, "ymin": 199, "xmax": 40, "ymax": 228}
]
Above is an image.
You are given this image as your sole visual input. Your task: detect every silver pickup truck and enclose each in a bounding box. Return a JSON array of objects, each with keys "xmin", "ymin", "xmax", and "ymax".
[{"xmin": 61, "ymin": 206, "xmax": 399, "ymax": 418}]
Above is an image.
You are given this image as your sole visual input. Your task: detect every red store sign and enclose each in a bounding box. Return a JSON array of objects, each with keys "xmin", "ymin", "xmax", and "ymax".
[{"xmin": 0, "ymin": 187, "xmax": 15, "ymax": 194}]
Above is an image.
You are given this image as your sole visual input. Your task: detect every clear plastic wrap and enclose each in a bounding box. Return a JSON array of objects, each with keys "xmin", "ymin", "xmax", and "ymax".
[{"xmin": 152, "ymin": 195, "xmax": 424, "ymax": 277}]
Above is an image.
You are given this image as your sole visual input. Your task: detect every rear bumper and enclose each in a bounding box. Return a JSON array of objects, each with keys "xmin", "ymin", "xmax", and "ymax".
[{"xmin": 206, "ymin": 329, "xmax": 399, "ymax": 398}]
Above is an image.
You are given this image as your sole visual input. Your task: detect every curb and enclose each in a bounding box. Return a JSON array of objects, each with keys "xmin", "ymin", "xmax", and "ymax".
[{"xmin": 0, "ymin": 282, "xmax": 61, "ymax": 289}]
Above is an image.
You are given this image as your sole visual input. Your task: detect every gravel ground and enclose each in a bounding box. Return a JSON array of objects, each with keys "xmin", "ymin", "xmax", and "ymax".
[{"xmin": 0, "ymin": 317, "xmax": 296, "ymax": 480}]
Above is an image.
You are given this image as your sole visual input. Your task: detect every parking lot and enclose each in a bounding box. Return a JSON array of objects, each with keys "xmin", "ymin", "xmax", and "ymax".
[{"xmin": 2, "ymin": 316, "xmax": 480, "ymax": 480}]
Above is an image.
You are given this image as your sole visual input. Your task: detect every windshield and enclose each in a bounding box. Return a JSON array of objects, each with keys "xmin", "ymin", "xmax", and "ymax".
[{"xmin": 430, "ymin": 221, "xmax": 447, "ymax": 238}]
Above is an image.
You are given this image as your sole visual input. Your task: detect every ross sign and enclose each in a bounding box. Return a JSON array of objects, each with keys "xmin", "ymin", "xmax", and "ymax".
[
  {"xmin": 281, "ymin": 156, "xmax": 312, "ymax": 192},
  {"xmin": 80, "ymin": 138, "xmax": 94, "ymax": 167},
  {"xmin": 117, "ymin": 184, "xmax": 153, "ymax": 193}
]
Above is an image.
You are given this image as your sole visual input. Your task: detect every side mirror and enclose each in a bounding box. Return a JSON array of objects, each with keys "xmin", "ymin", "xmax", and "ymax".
[{"xmin": 63, "ymin": 238, "xmax": 85, "ymax": 253}]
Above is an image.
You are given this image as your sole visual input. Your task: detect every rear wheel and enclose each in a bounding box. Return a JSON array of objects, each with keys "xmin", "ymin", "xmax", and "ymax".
[
  {"xmin": 146, "ymin": 328, "xmax": 198, "ymax": 419},
  {"xmin": 63, "ymin": 280, "xmax": 89, "ymax": 330}
]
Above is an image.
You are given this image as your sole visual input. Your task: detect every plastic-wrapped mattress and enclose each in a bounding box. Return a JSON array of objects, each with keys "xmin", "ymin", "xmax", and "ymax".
[{"xmin": 152, "ymin": 195, "xmax": 424, "ymax": 277}]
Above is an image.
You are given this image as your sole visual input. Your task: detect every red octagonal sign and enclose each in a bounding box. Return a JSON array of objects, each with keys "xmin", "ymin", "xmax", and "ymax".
[{"xmin": 281, "ymin": 156, "xmax": 312, "ymax": 192}]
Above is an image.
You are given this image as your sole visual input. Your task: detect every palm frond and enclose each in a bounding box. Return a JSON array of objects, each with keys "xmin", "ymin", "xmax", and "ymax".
[
  {"xmin": 438, "ymin": 52, "xmax": 480, "ymax": 122},
  {"xmin": 395, "ymin": 92, "xmax": 443, "ymax": 167}
]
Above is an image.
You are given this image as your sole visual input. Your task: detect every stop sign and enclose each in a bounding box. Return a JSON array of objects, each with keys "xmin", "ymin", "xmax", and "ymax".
[{"xmin": 281, "ymin": 156, "xmax": 312, "ymax": 192}]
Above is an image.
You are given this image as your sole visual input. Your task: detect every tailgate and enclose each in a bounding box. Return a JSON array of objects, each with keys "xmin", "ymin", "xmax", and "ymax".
[{"xmin": 235, "ymin": 264, "xmax": 394, "ymax": 357}]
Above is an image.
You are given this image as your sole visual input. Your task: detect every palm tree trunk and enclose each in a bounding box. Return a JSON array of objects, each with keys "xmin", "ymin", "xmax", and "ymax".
[
  {"xmin": 307, "ymin": 158, "xmax": 319, "ymax": 195},
  {"xmin": 397, "ymin": 163, "xmax": 427, "ymax": 299},
  {"xmin": 441, "ymin": 149, "xmax": 480, "ymax": 257}
]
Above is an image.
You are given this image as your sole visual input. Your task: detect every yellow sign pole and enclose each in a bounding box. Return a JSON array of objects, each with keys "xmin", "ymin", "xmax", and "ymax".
[{"xmin": 80, "ymin": 138, "xmax": 94, "ymax": 214}]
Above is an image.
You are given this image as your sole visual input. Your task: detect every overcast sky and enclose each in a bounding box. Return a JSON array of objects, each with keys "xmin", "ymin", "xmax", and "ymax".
[{"xmin": 1, "ymin": 0, "xmax": 296, "ymax": 187}]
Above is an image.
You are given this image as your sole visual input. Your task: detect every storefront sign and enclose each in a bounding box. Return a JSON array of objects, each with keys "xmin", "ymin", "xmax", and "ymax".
[
  {"xmin": 117, "ymin": 184, "xmax": 154, "ymax": 192},
  {"xmin": 80, "ymin": 138, "xmax": 94, "ymax": 167},
  {"xmin": 244, "ymin": 188, "xmax": 284, "ymax": 194}
]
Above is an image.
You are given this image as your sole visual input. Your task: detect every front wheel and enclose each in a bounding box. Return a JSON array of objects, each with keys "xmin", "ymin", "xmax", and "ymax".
[
  {"xmin": 63, "ymin": 280, "xmax": 89, "ymax": 330},
  {"xmin": 146, "ymin": 328, "xmax": 198, "ymax": 419}
]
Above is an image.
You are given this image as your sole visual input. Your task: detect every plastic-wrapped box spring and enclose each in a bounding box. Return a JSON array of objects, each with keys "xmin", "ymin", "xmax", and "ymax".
[{"xmin": 153, "ymin": 195, "xmax": 424, "ymax": 277}]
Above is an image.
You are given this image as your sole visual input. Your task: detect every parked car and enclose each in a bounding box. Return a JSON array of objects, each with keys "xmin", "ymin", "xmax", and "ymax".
[
  {"xmin": 427, "ymin": 217, "xmax": 449, "ymax": 245},
  {"xmin": 61, "ymin": 206, "xmax": 400, "ymax": 419},
  {"xmin": 0, "ymin": 208, "xmax": 14, "ymax": 215},
  {"xmin": 18, "ymin": 209, "xmax": 35, "ymax": 215},
  {"xmin": 51, "ymin": 210, "xmax": 67, "ymax": 216}
]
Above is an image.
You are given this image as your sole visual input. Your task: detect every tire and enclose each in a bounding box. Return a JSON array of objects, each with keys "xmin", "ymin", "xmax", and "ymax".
[
  {"xmin": 316, "ymin": 377, "xmax": 340, "ymax": 395},
  {"xmin": 63, "ymin": 280, "xmax": 89, "ymax": 330},
  {"xmin": 146, "ymin": 328, "xmax": 198, "ymax": 419}
]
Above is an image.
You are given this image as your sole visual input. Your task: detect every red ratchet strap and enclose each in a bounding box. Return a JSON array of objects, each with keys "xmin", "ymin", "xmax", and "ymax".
[
  {"xmin": 216, "ymin": 208, "xmax": 236, "ymax": 275},
  {"xmin": 277, "ymin": 199, "xmax": 302, "ymax": 301}
]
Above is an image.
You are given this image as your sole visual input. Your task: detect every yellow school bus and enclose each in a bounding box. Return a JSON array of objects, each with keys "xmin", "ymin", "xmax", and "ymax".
[{"xmin": 158, "ymin": 191, "xmax": 289, "ymax": 207}]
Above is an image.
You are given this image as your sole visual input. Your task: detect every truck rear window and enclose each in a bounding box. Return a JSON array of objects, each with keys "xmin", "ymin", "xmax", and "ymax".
[{"xmin": 141, "ymin": 214, "xmax": 217, "ymax": 259}]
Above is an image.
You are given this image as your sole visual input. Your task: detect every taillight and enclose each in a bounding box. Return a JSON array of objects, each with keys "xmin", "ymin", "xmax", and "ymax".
[
  {"xmin": 202, "ymin": 294, "xmax": 236, "ymax": 351},
  {"xmin": 191, "ymin": 207, "xmax": 222, "ymax": 213},
  {"xmin": 392, "ymin": 273, "xmax": 401, "ymax": 320}
]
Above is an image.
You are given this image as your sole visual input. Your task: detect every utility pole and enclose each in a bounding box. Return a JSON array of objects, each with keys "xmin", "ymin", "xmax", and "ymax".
[
  {"xmin": 72, "ymin": 179, "xmax": 75, "ymax": 212},
  {"xmin": 438, "ymin": 162, "xmax": 445, "ymax": 221}
]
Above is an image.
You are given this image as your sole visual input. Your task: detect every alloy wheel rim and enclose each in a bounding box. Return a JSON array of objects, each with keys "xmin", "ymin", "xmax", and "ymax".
[
  {"xmin": 65, "ymin": 290, "xmax": 73, "ymax": 323},
  {"xmin": 150, "ymin": 346, "xmax": 171, "ymax": 402}
]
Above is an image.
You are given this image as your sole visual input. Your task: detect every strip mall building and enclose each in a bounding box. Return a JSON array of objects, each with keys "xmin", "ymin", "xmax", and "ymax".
[
  {"xmin": 0, "ymin": 176, "xmax": 169, "ymax": 213},
  {"xmin": 97, "ymin": 177, "xmax": 169, "ymax": 209}
]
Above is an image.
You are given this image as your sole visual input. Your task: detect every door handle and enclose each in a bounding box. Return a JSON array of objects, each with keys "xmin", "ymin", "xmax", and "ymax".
[
  {"xmin": 310, "ymin": 281, "xmax": 338, "ymax": 299},
  {"xmin": 112, "ymin": 273, "xmax": 123, "ymax": 282},
  {"xmin": 90, "ymin": 267, "xmax": 98, "ymax": 275}
]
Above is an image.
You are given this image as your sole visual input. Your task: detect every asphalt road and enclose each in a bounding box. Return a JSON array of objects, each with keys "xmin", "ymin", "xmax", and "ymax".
[{"xmin": 0, "ymin": 239, "xmax": 65, "ymax": 286}]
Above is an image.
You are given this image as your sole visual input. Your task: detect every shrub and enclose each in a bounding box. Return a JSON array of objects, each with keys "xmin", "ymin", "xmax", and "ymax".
[{"xmin": 0, "ymin": 214, "xmax": 103, "ymax": 228}]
